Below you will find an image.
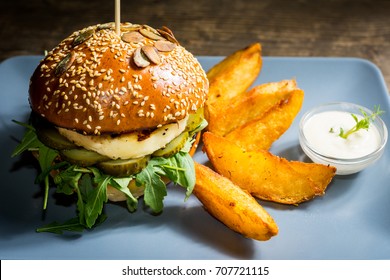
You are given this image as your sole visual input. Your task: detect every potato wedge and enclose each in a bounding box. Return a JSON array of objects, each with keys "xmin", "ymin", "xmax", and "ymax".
[
  {"xmin": 226, "ymin": 88, "xmax": 304, "ymax": 150},
  {"xmin": 207, "ymin": 79, "xmax": 298, "ymax": 136},
  {"xmin": 289, "ymin": 161, "xmax": 336, "ymax": 193},
  {"xmin": 194, "ymin": 162, "xmax": 278, "ymax": 241},
  {"xmin": 249, "ymin": 79, "xmax": 297, "ymax": 94},
  {"xmin": 188, "ymin": 131, "xmax": 202, "ymax": 157},
  {"xmin": 203, "ymin": 132, "xmax": 333, "ymax": 204},
  {"xmin": 205, "ymin": 43, "xmax": 262, "ymax": 135},
  {"xmin": 206, "ymin": 42, "xmax": 262, "ymax": 107}
]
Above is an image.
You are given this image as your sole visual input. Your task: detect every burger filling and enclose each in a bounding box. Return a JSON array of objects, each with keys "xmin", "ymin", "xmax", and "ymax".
[
  {"xmin": 12, "ymin": 110, "xmax": 207, "ymax": 233},
  {"xmin": 57, "ymin": 115, "xmax": 189, "ymax": 160}
]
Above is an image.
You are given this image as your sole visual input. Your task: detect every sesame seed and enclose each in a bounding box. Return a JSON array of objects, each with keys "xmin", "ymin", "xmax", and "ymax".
[{"xmin": 37, "ymin": 24, "xmax": 207, "ymax": 134}]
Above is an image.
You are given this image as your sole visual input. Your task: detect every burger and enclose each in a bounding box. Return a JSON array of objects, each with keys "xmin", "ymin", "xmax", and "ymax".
[{"xmin": 13, "ymin": 22, "xmax": 209, "ymax": 233}]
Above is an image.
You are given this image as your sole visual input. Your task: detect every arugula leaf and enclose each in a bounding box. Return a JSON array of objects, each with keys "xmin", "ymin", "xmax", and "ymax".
[
  {"xmin": 11, "ymin": 125, "xmax": 41, "ymax": 157},
  {"xmin": 35, "ymin": 161, "xmax": 68, "ymax": 186},
  {"xmin": 36, "ymin": 214, "xmax": 107, "ymax": 234},
  {"xmin": 36, "ymin": 146, "xmax": 60, "ymax": 208},
  {"xmin": 54, "ymin": 165, "xmax": 82, "ymax": 195},
  {"xmin": 36, "ymin": 218, "xmax": 85, "ymax": 234},
  {"xmin": 157, "ymin": 152, "xmax": 195, "ymax": 199},
  {"xmin": 135, "ymin": 147, "xmax": 196, "ymax": 212},
  {"xmin": 136, "ymin": 163, "xmax": 167, "ymax": 213},
  {"xmin": 84, "ymin": 173, "xmax": 109, "ymax": 228},
  {"xmin": 12, "ymin": 121, "xmax": 60, "ymax": 210},
  {"xmin": 12, "ymin": 118, "xmax": 200, "ymax": 233},
  {"xmin": 110, "ymin": 177, "xmax": 138, "ymax": 212}
]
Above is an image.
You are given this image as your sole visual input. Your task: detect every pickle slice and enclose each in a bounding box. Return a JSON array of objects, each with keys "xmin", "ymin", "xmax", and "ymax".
[
  {"xmin": 153, "ymin": 131, "xmax": 189, "ymax": 158},
  {"xmin": 60, "ymin": 149, "xmax": 110, "ymax": 167},
  {"xmin": 36, "ymin": 125, "xmax": 78, "ymax": 150},
  {"xmin": 97, "ymin": 156, "xmax": 150, "ymax": 177},
  {"xmin": 186, "ymin": 107, "xmax": 205, "ymax": 132}
]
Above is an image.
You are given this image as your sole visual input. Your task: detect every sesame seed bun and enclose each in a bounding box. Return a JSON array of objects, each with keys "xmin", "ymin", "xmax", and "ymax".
[{"xmin": 29, "ymin": 23, "xmax": 208, "ymax": 135}]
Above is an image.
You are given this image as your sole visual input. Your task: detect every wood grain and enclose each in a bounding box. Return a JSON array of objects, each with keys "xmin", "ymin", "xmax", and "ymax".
[{"xmin": 1, "ymin": 0, "xmax": 389, "ymax": 91}]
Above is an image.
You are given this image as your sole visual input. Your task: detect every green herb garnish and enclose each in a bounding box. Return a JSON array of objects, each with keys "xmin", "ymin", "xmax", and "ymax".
[{"xmin": 337, "ymin": 105, "xmax": 384, "ymax": 139}]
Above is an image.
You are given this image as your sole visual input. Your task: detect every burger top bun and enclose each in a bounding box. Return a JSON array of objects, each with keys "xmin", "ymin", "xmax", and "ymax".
[{"xmin": 29, "ymin": 23, "xmax": 208, "ymax": 135}]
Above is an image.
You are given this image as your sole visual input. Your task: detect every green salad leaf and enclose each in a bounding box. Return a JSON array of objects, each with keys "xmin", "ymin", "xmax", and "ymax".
[{"xmin": 11, "ymin": 118, "xmax": 200, "ymax": 233}]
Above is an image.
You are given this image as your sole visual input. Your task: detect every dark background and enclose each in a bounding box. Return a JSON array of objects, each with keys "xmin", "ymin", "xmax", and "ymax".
[{"xmin": 1, "ymin": 0, "xmax": 389, "ymax": 90}]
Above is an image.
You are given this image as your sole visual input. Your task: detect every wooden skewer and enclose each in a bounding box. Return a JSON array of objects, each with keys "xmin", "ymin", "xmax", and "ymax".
[{"xmin": 115, "ymin": 0, "xmax": 120, "ymax": 35}]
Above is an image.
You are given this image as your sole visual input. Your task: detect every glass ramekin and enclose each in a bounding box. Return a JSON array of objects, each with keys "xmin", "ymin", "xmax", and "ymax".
[{"xmin": 299, "ymin": 102, "xmax": 388, "ymax": 175}]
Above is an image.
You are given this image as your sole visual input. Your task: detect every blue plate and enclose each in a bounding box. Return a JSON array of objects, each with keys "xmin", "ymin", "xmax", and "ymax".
[{"xmin": 0, "ymin": 56, "xmax": 389, "ymax": 260}]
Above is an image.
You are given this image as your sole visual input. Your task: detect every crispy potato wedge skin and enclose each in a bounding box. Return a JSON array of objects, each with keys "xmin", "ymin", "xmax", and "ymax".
[
  {"xmin": 226, "ymin": 88, "xmax": 304, "ymax": 150},
  {"xmin": 205, "ymin": 43, "xmax": 262, "ymax": 135},
  {"xmin": 203, "ymin": 132, "xmax": 334, "ymax": 205},
  {"xmin": 208, "ymin": 79, "xmax": 298, "ymax": 137},
  {"xmin": 194, "ymin": 162, "xmax": 278, "ymax": 241},
  {"xmin": 206, "ymin": 43, "xmax": 262, "ymax": 106},
  {"xmin": 289, "ymin": 161, "xmax": 336, "ymax": 194},
  {"xmin": 189, "ymin": 131, "xmax": 202, "ymax": 157},
  {"xmin": 249, "ymin": 79, "xmax": 297, "ymax": 94}
]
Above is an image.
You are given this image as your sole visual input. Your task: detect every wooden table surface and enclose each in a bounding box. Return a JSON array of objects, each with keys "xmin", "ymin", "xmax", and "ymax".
[{"xmin": 1, "ymin": 0, "xmax": 390, "ymax": 91}]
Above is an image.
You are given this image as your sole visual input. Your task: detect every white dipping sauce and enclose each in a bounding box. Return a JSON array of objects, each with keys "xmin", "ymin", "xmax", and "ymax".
[{"xmin": 303, "ymin": 111, "xmax": 381, "ymax": 159}]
